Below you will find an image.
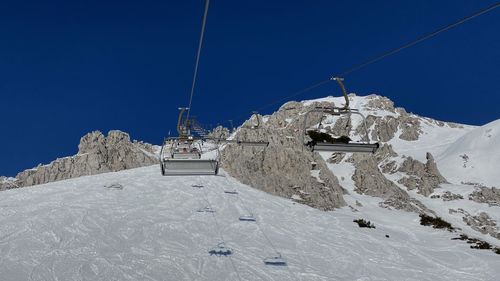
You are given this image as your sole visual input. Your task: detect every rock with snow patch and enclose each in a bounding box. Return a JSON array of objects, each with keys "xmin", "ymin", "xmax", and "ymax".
[
  {"xmin": 397, "ymin": 153, "xmax": 448, "ymax": 196},
  {"xmin": 469, "ymin": 187, "xmax": 500, "ymax": 207}
]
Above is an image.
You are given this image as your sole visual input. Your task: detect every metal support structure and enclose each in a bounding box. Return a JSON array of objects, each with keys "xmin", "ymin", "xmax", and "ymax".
[
  {"xmin": 301, "ymin": 77, "xmax": 379, "ymax": 154},
  {"xmin": 251, "ymin": 111, "xmax": 260, "ymax": 128},
  {"xmin": 160, "ymin": 136, "xmax": 268, "ymax": 176}
]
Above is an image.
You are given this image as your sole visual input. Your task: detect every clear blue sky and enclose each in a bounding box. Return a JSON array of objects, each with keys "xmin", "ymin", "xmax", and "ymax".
[{"xmin": 1, "ymin": 0, "xmax": 499, "ymax": 176}]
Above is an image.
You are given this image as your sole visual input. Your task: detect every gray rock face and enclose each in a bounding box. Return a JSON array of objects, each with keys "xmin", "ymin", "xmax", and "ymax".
[
  {"xmin": 454, "ymin": 209, "xmax": 500, "ymax": 240},
  {"xmin": 469, "ymin": 187, "xmax": 500, "ymax": 207},
  {"xmin": 0, "ymin": 177, "xmax": 18, "ymax": 191},
  {"xmin": 221, "ymin": 94, "xmax": 451, "ymax": 213},
  {"xmin": 351, "ymin": 155, "xmax": 401, "ymax": 198},
  {"xmin": 350, "ymin": 154, "xmax": 430, "ymax": 213},
  {"xmin": 364, "ymin": 95, "xmax": 396, "ymax": 112},
  {"xmin": 208, "ymin": 126, "xmax": 231, "ymax": 140},
  {"xmin": 397, "ymin": 109, "xmax": 423, "ymax": 141},
  {"xmin": 12, "ymin": 130, "xmax": 157, "ymax": 188},
  {"xmin": 431, "ymin": 191, "xmax": 464, "ymax": 201},
  {"xmin": 368, "ymin": 116, "xmax": 399, "ymax": 142},
  {"xmin": 221, "ymin": 104, "xmax": 347, "ymax": 211},
  {"xmin": 373, "ymin": 144, "xmax": 398, "ymax": 163},
  {"xmin": 354, "ymin": 96, "xmax": 423, "ymax": 143},
  {"xmin": 397, "ymin": 153, "xmax": 448, "ymax": 196}
]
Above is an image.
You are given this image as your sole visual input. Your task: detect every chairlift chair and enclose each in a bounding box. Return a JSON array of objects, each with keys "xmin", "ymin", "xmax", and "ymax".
[
  {"xmin": 159, "ymin": 1, "xmax": 270, "ymax": 176},
  {"xmin": 209, "ymin": 242, "xmax": 233, "ymax": 256},
  {"xmin": 302, "ymin": 77, "xmax": 379, "ymax": 154},
  {"xmin": 160, "ymin": 138, "xmax": 219, "ymax": 176},
  {"xmin": 250, "ymin": 111, "xmax": 261, "ymax": 129},
  {"xmin": 160, "ymin": 108, "xmax": 270, "ymax": 176},
  {"xmin": 263, "ymin": 253, "xmax": 287, "ymax": 266},
  {"xmin": 160, "ymin": 107, "xmax": 220, "ymax": 176},
  {"xmin": 239, "ymin": 214, "xmax": 256, "ymax": 221}
]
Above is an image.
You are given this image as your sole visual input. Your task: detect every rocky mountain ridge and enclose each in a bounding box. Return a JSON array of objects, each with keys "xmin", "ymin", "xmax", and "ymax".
[
  {"xmin": 1, "ymin": 94, "xmax": 498, "ymax": 243},
  {"xmin": 0, "ymin": 130, "xmax": 157, "ymax": 190},
  {"xmin": 221, "ymin": 94, "xmax": 499, "ymax": 242},
  {"xmin": 222, "ymin": 94, "xmax": 454, "ymax": 210}
]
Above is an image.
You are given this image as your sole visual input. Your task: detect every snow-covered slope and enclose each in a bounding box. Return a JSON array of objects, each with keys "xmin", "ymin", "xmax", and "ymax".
[
  {"xmin": 299, "ymin": 95, "xmax": 499, "ymax": 242},
  {"xmin": 0, "ymin": 166, "xmax": 499, "ymax": 281},
  {"xmin": 302, "ymin": 94, "xmax": 476, "ymax": 162},
  {"xmin": 437, "ymin": 119, "xmax": 500, "ymax": 186}
]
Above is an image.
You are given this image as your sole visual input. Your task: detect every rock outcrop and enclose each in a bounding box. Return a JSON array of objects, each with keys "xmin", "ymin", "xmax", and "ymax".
[
  {"xmin": 350, "ymin": 154, "xmax": 431, "ymax": 214},
  {"xmin": 451, "ymin": 209, "xmax": 500, "ymax": 240},
  {"xmin": 221, "ymin": 104, "xmax": 347, "ymax": 211},
  {"xmin": 397, "ymin": 153, "xmax": 448, "ymax": 196},
  {"xmin": 0, "ymin": 176, "xmax": 18, "ymax": 191},
  {"xmin": 430, "ymin": 191, "xmax": 464, "ymax": 201},
  {"xmin": 469, "ymin": 187, "xmax": 500, "ymax": 207},
  {"xmin": 221, "ymin": 94, "xmax": 451, "ymax": 213},
  {"xmin": 208, "ymin": 126, "xmax": 231, "ymax": 140},
  {"xmin": 11, "ymin": 130, "xmax": 157, "ymax": 188}
]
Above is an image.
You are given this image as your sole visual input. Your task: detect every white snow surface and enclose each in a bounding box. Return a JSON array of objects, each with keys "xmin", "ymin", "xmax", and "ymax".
[
  {"xmin": 437, "ymin": 119, "xmax": 500, "ymax": 187},
  {"xmin": 1, "ymin": 165, "xmax": 499, "ymax": 281}
]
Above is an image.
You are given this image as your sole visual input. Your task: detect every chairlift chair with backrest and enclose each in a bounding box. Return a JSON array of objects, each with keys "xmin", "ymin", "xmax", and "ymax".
[
  {"xmin": 159, "ymin": 0, "xmax": 270, "ymax": 176},
  {"xmin": 160, "ymin": 107, "xmax": 220, "ymax": 176},
  {"xmin": 302, "ymin": 77, "xmax": 379, "ymax": 153},
  {"xmin": 160, "ymin": 109, "xmax": 270, "ymax": 176}
]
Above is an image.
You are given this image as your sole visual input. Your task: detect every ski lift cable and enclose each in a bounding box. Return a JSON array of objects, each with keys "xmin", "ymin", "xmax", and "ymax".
[
  {"xmin": 211, "ymin": 180, "xmax": 300, "ymax": 279},
  {"xmin": 215, "ymin": 181, "xmax": 254, "ymax": 217},
  {"xmin": 200, "ymin": 181, "xmax": 243, "ymax": 281},
  {"xmin": 252, "ymin": 210, "xmax": 300, "ymax": 281},
  {"xmin": 338, "ymin": 1, "xmax": 500, "ymax": 77},
  {"xmin": 224, "ymin": 184, "xmax": 301, "ymax": 281},
  {"xmin": 226, "ymin": 1, "xmax": 500, "ymax": 125},
  {"xmin": 186, "ymin": 0, "xmax": 210, "ymax": 123}
]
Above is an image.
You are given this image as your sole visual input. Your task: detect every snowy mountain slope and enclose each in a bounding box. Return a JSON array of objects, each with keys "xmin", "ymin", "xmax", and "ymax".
[
  {"xmin": 0, "ymin": 165, "xmax": 499, "ymax": 281},
  {"xmin": 437, "ymin": 119, "xmax": 500, "ymax": 186},
  {"xmin": 301, "ymin": 94, "xmax": 475, "ymax": 162},
  {"xmin": 327, "ymin": 154, "xmax": 500, "ymax": 247},
  {"xmin": 299, "ymin": 95, "xmax": 500, "ymax": 240}
]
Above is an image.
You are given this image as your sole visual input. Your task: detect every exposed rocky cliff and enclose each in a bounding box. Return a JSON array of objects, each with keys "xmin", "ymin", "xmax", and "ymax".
[
  {"xmin": 220, "ymin": 94, "xmax": 457, "ymax": 212},
  {"xmin": 350, "ymin": 153, "xmax": 431, "ymax": 214},
  {"xmin": 397, "ymin": 153, "xmax": 448, "ymax": 196},
  {"xmin": 0, "ymin": 176, "xmax": 18, "ymax": 190},
  {"xmin": 3, "ymin": 130, "xmax": 157, "ymax": 189},
  {"xmin": 221, "ymin": 117, "xmax": 347, "ymax": 211},
  {"xmin": 2, "ymin": 93, "xmax": 497, "ymax": 246}
]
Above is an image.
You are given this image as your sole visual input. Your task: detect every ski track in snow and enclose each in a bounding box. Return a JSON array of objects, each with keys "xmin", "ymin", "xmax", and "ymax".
[{"xmin": 0, "ymin": 165, "xmax": 499, "ymax": 281}]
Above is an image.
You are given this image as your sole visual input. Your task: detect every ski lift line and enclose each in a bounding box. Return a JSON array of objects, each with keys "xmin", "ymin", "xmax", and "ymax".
[
  {"xmin": 228, "ymin": 187, "xmax": 287, "ymax": 267},
  {"xmin": 200, "ymin": 185, "xmax": 225, "ymax": 243},
  {"xmin": 228, "ymin": 79, "xmax": 332, "ymax": 126},
  {"xmin": 213, "ymin": 184, "xmax": 299, "ymax": 281},
  {"xmin": 222, "ymin": 2, "xmax": 500, "ymax": 126},
  {"xmin": 186, "ymin": 0, "xmax": 210, "ymax": 123},
  {"xmin": 338, "ymin": 1, "xmax": 500, "ymax": 77},
  {"xmin": 200, "ymin": 180, "xmax": 243, "ymax": 281},
  {"xmin": 212, "ymin": 179, "xmax": 301, "ymax": 281},
  {"xmin": 252, "ymin": 79, "xmax": 332, "ymax": 117},
  {"xmin": 215, "ymin": 182, "xmax": 255, "ymax": 220},
  {"xmin": 194, "ymin": 197, "xmax": 242, "ymax": 281}
]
